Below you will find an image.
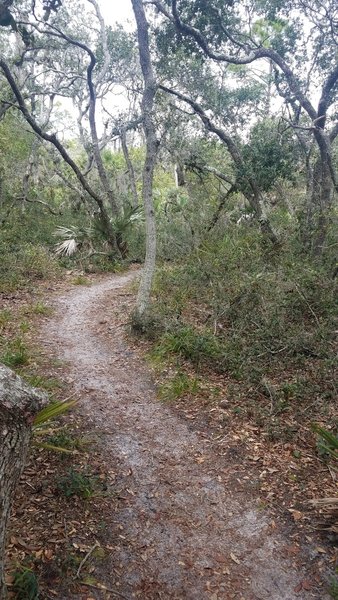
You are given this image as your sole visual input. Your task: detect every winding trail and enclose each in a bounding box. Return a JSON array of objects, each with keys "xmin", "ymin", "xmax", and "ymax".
[{"xmin": 42, "ymin": 272, "xmax": 325, "ymax": 600}]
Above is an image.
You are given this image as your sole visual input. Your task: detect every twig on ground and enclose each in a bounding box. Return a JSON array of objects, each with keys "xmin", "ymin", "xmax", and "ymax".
[
  {"xmin": 80, "ymin": 581, "xmax": 129, "ymax": 599},
  {"xmin": 75, "ymin": 541, "xmax": 100, "ymax": 579}
]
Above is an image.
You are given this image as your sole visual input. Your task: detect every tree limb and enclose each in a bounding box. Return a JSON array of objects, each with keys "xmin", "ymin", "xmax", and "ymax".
[{"xmin": 0, "ymin": 58, "xmax": 118, "ymax": 251}]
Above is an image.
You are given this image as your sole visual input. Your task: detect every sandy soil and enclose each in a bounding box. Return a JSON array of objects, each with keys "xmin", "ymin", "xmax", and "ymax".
[{"xmin": 41, "ymin": 271, "xmax": 330, "ymax": 600}]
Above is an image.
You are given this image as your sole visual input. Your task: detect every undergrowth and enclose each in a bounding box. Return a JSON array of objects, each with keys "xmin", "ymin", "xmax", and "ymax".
[
  {"xmin": 57, "ymin": 468, "xmax": 100, "ymax": 499},
  {"xmin": 142, "ymin": 227, "xmax": 337, "ymax": 416},
  {"xmin": 158, "ymin": 371, "xmax": 200, "ymax": 401},
  {"xmin": 0, "ymin": 242, "xmax": 60, "ymax": 292},
  {"xmin": 12, "ymin": 565, "xmax": 39, "ymax": 600},
  {"xmin": 329, "ymin": 572, "xmax": 338, "ymax": 600}
]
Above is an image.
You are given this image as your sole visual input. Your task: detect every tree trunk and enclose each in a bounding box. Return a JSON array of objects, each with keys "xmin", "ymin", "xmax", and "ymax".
[
  {"xmin": 132, "ymin": 0, "xmax": 158, "ymax": 317},
  {"xmin": 121, "ymin": 129, "xmax": 139, "ymax": 208},
  {"xmin": 0, "ymin": 365, "xmax": 47, "ymax": 598},
  {"xmin": 245, "ymin": 187, "xmax": 278, "ymax": 245},
  {"xmin": 306, "ymin": 152, "xmax": 334, "ymax": 254}
]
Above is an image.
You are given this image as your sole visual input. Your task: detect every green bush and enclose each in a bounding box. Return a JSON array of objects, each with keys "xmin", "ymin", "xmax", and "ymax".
[
  {"xmin": 130, "ymin": 308, "xmax": 165, "ymax": 340},
  {"xmin": 149, "ymin": 226, "xmax": 337, "ymax": 406},
  {"xmin": 154, "ymin": 325, "xmax": 225, "ymax": 369},
  {"xmin": 329, "ymin": 573, "xmax": 338, "ymax": 600},
  {"xmin": 312, "ymin": 424, "xmax": 338, "ymax": 460}
]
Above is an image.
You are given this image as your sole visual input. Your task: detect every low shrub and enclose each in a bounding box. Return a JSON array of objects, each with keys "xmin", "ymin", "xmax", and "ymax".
[
  {"xmin": 154, "ymin": 325, "xmax": 225, "ymax": 370},
  {"xmin": 148, "ymin": 227, "xmax": 337, "ymax": 408},
  {"xmin": 130, "ymin": 309, "xmax": 166, "ymax": 340},
  {"xmin": 57, "ymin": 469, "xmax": 98, "ymax": 499},
  {"xmin": 12, "ymin": 566, "xmax": 39, "ymax": 600},
  {"xmin": 158, "ymin": 371, "xmax": 200, "ymax": 401},
  {"xmin": 0, "ymin": 243, "xmax": 60, "ymax": 292}
]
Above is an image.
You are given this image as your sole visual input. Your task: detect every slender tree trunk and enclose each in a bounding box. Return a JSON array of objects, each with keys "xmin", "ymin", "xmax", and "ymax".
[
  {"xmin": 121, "ymin": 129, "xmax": 139, "ymax": 208},
  {"xmin": 131, "ymin": 0, "xmax": 158, "ymax": 317},
  {"xmin": 84, "ymin": 38, "xmax": 124, "ymax": 256},
  {"xmin": 0, "ymin": 365, "xmax": 47, "ymax": 598},
  {"xmin": 265, "ymin": 60, "xmax": 273, "ymax": 117},
  {"xmin": 175, "ymin": 163, "xmax": 186, "ymax": 187},
  {"xmin": 306, "ymin": 151, "xmax": 334, "ymax": 254}
]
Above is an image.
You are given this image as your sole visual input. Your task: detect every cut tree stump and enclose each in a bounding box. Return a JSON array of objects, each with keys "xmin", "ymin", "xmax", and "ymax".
[{"xmin": 0, "ymin": 364, "xmax": 48, "ymax": 599}]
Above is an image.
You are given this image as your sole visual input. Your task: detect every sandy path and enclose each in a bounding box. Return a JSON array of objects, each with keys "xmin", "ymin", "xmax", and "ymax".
[{"xmin": 42, "ymin": 272, "xmax": 326, "ymax": 600}]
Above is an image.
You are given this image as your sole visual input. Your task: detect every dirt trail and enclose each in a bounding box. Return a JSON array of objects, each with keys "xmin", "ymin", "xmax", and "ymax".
[{"xmin": 43, "ymin": 272, "xmax": 327, "ymax": 600}]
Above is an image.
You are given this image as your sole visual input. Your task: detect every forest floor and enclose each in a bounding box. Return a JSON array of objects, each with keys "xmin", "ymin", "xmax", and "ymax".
[{"xmin": 4, "ymin": 269, "xmax": 337, "ymax": 599}]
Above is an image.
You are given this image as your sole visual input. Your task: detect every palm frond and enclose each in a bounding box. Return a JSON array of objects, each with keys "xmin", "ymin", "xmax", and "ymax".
[
  {"xmin": 34, "ymin": 442, "xmax": 78, "ymax": 454},
  {"xmin": 53, "ymin": 225, "xmax": 79, "ymax": 239},
  {"xmin": 112, "ymin": 206, "xmax": 144, "ymax": 235},
  {"xmin": 33, "ymin": 399, "xmax": 78, "ymax": 427},
  {"xmin": 54, "ymin": 239, "xmax": 78, "ymax": 256},
  {"xmin": 312, "ymin": 423, "xmax": 338, "ymax": 459}
]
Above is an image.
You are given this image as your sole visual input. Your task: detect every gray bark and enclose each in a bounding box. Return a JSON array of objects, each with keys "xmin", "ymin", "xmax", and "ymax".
[
  {"xmin": 0, "ymin": 365, "xmax": 48, "ymax": 598},
  {"xmin": 121, "ymin": 128, "xmax": 139, "ymax": 208},
  {"xmin": 308, "ymin": 153, "xmax": 334, "ymax": 254},
  {"xmin": 132, "ymin": 0, "xmax": 159, "ymax": 317}
]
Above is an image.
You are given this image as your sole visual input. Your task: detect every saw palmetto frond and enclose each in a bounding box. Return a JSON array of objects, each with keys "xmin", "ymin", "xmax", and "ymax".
[{"xmin": 54, "ymin": 238, "xmax": 78, "ymax": 256}]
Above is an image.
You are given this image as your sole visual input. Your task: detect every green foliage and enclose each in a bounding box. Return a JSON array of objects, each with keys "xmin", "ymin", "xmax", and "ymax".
[
  {"xmin": 154, "ymin": 326, "xmax": 225, "ymax": 369},
  {"xmin": 1, "ymin": 337, "xmax": 29, "ymax": 367},
  {"xmin": 57, "ymin": 469, "xmax": 98, "ymax": 499},
  {"xmin": 130, "ymin": 309, "xmax": 165, "ymax": 340},
  {"xmin": 312, "ymin": 424, "xmax": 338, "ymax": 460},
  {"xmin": 33, "ymin": 399, "xmax": 78, "ymax": 427},
  {"xmin": 46, "ymin": 430, "xmax": 84, "ymax": 451},
  {"xmin": 97, "ymin": 24, "xmax": 136, "ymax": 74},
  {"xmin": 329, "ymin": 573, "xmax": 338, "ymax": 600},
  {"xmin": 0, "ymin": 242, "xmax": 60, "ymax": 292},
  {"xmin": 23, "ymin": 374, "xmax": 62, "ymax": 392},
  {"xmin": 71, "ymin": 275, "xmax": 91, "ymax": 286},
  {"xmin": 28, "ymin": 302, "xmax": 53, "ymax": 316},
  {"xmin": 240, "ymin": 119, "xmax": 297, "ymax": 192},
  {"xmin": 12, "ymin": 566, "xmax": 39, "ymax": 600},
  {"xmin": 158, "ymin": 371, "xmax": 200, "ymax": 401},
  {"xmin": 0, "ymin": 308, "xmax": 12, "ymax": 329},
  {"xmin": 149, "ymin": 226, "xmax": 337, "ymax": 407},
  {"xmin": 33, "ymin": 400, "xmax": 78, "ymax": 453},
  {"xmin": 112, "ymin": 205, "xmax": 144, "ymax": 236},
  {"xmin": 53, "ymin": 225, "xmax": 94, "ymax": 257}
]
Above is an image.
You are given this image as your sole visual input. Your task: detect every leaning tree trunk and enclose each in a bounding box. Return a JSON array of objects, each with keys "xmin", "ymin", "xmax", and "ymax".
[
  {"xmin": 0, "ymin": 365, "xmax": 47, "ymax": 598},
  {"xmin": 132, "ymin": 0, "xmax": 158, "ymax": 317}
]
